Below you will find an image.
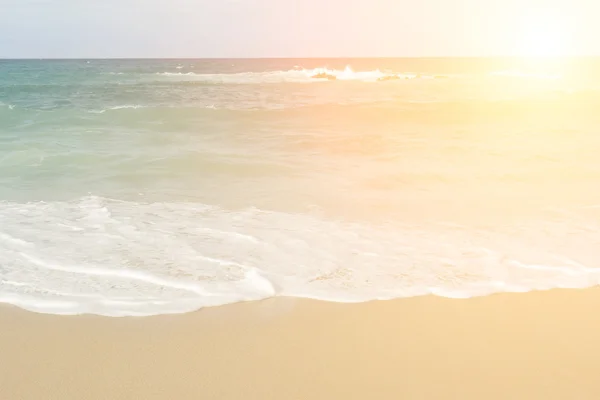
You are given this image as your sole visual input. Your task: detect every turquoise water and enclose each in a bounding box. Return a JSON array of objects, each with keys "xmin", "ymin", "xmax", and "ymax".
[{"xmin": 2, "ymin": 58, "xmax": 600, "ymax": 316}]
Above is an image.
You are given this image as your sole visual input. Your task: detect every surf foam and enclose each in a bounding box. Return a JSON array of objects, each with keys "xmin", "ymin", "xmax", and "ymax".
[
  {"xmin": 151, "ymin": 67, "xmax": 424, "ymax": 84},
  {"xmin": 1, "ymin": 196, "xmax": 600, "ymax": 316}
]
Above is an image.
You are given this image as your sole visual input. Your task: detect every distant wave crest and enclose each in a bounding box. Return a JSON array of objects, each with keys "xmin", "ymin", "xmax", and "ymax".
[
  {"xmin": 150, "ymin": 66, "xmax": 441, "ymax": 84},
  {"xmin": 89, "ymin": 104, "xmax": 147, "ymax": 114}
]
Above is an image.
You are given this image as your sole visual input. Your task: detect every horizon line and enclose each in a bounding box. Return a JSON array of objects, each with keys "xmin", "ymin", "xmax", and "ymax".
[{"xmin": 2, "ymin": 55, "xmax": 600, "ymax": 61}]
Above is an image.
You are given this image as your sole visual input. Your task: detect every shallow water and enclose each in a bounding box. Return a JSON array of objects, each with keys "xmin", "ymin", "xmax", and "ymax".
[{"xmin": 2, "ymin": 58, "xmax": 600, "ymax": 315}]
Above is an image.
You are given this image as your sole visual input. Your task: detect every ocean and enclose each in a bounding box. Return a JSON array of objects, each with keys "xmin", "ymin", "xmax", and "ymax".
[{"xmin": 2, "ymin": 58, "xmax": 600, "ymax": 316}]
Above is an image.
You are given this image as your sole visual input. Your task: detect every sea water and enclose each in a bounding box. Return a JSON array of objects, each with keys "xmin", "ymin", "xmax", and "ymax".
[{"xmin": 2, "ymin": 58, "xmax": 600, "ymax": 316}]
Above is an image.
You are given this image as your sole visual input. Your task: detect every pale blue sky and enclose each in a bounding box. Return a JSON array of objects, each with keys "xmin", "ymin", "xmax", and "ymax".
[{"xmin": 0, "ymin": 0, "xmax": 598, "ymax": 58}]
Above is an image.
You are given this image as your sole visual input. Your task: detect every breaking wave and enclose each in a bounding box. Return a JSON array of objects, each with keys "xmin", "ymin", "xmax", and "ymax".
[{"xmin": 1, "ymin": 196, "xmax": 600, "ymax": 316}]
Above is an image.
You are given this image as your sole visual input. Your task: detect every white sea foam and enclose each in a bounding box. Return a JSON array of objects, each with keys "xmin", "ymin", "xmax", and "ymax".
[
  {"xmin": 89, "ymin": 105, "xmax": 146, "ymax": 114},
  {"xmin": 152, "ymin": 67, "xmax": 428, "ymax": 84},
  {"xmin": 1, "ymin": 196, "xmax": 600, "ymax": 316},
  {"xmin": 100, "ymin": 67, "xmax": 557, "ymax": 83}
]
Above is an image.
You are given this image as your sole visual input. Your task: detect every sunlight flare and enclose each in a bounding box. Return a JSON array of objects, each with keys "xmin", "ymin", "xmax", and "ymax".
[{"xmin": 517, "ymin": 11, "xmax": 573, "ymax": 57}]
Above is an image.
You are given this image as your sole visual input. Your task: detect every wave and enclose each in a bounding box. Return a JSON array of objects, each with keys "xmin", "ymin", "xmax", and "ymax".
[
  {"xmin": 59, "ymin": 65, "xmax": 568, "ymax": 87},
  {"xmin": 88, "ymin": 104, "xmax": 147, "ymax": 114},
  {"xmin": 146, "ymin": 66, "xmax": 564, "ymax": 84},
  {"xmin": 134, "ymin": 66, "xmax": 584, "ymax": 85},
  {"xmin": 1, "ymin": 196, "xmax": 600, "ymax": 316},
  {"xmin": 3, "ymin": 94, "xmax": 600, "ymax": 133},
  {"xmin": 151, "ymin": 66, "xmax": 442, "ymax": 84}
]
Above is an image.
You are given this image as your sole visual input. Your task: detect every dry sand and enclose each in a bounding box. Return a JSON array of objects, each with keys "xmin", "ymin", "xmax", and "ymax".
[{"xmin": 2, "ymin": 290, "xmax": 600, "ymax": 400}]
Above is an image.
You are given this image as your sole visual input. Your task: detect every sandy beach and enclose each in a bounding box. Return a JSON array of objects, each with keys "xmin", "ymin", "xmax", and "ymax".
[
  {"xmin": 3, "ymin": 290, "xmax": 600, "ymax": 400},
  {"xmin": 5, "ymin": 0, "xmax": 600, "ymax": 397}
]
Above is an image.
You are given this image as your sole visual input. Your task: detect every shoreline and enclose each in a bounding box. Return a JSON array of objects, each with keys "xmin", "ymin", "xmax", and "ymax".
[{"xmin": 3, "ymin": 289, "xmax": 600, "ymax": 399}]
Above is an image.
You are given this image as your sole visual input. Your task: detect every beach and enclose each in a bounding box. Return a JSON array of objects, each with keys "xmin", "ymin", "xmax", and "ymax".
[
  {"xmin": 3, "ymin": 58, "xmax": 600, "ymax": 398},
  {"xmin": 4, "ymin": 0, "xmax": 600, "ymax": 393},
  {"xmin": 3, "ymin": 290, "xmax": 600, "ymax": 400}
]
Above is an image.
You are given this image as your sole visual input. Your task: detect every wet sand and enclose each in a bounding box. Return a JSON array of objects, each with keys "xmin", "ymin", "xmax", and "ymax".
[{"xmin": 2, "ymin": 290, "xmax": 600, "ymax": 400}]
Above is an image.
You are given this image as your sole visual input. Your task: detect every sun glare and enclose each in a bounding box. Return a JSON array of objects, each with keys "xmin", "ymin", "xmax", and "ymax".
[{"xmin": 518, "ymin": 12, "xmax": 572, "ymax": 58}]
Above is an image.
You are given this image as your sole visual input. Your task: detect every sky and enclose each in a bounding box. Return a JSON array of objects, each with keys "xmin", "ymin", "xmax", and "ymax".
[{"xmin": 0, "ymin": 0, "xmax": 599, "ymax": 58}]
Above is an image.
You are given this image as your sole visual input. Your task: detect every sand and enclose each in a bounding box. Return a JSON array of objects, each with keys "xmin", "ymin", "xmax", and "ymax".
[{"xmin": 2, "ymin": 290, "xmax": 600, "ymax": 400}]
